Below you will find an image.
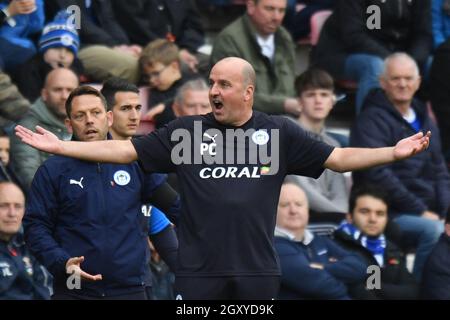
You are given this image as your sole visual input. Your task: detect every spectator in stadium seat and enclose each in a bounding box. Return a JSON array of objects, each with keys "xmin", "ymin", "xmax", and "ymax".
[
  {"xmin": 139, "ymin": 39, "xmax": 201, "ymax": 128},
  {"xmin": 10, "ymin": 68, "xmax": 77, "ymax": 188},
  {"xmin": 334, "ymin": 184, "xmax": 419, "ymax": 299},
  {"xmin": 45, "ymin": 0, "xmax": 142, "ymax": 84},
  {"xmin": 275, "ymin": 181, "xmax": 366, "ymax": 299},
  {"xmin": 167, "ymin": 78, "xmax": 212, "ymax": 192},
  {"xmin": 0, "ymin": 181, "xmax": 52, "ymax": 300},
  {"xmin": 287, "ymin": 68, "xmax": 349, "ymax": 214},
  {"xmin": 12, "ymin": 10, "xmax": 83, "ymax": 103},
  {"xmin": 211, "ymin": 0, "xmax": 300, "ymax": 117},
  {"xmin": 350, "ymin": 53, "xmax": 449, "ymax": 280},
  {"xmin": 172, "ymin": 79, "xmax": 211, "ymax": 119}
]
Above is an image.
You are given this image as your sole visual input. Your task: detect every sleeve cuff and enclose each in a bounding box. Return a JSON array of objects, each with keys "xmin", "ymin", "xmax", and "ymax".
[{"xmin": 1, "ymin": 8, "xmax": 16, "ymax": 27}]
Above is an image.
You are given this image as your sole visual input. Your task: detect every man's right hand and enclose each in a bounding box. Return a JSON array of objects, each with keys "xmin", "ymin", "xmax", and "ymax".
[
  {"xmin": 66, "ymin": 256, "xmax": 102, "ymax": 281},
  {"xmin": 8, "ymin": 0, "xmax": 37, "ymax": 16},
  {"xmin": 113, "ymin": 45, "xmax": 141, "ymax": 58},
  {"xmin": 179, "ymin": 49, "xmax": 199, "ymax": 73},
  {"xmin": 15, "ymin": 125, "xmax": 63, "ymax": 154},
  {"xmin": 421, "ymin": 210, "xmax": 440, "ymax": 221},
  {"xmin": 283, "ymin": 98, "xmax": 301, "ymax": 117},
  {"xmin": 144, "ymin": 103, "xmax": 165, "ymax": 120}
]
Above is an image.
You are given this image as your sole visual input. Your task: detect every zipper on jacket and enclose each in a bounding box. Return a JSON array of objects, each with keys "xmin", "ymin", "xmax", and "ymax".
[
  {"xmin": 307, "ymin": 247, "xmax": 313, "ymax": 260},
  {"xmin": 96, "ymin": 163, "xmax": 107, "ymax": 295}
]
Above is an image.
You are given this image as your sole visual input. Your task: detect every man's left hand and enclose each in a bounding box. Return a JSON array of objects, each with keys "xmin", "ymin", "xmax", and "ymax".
[{"xmin": 393, "ymin": 131, "xmax": 431, "ymax": 160}]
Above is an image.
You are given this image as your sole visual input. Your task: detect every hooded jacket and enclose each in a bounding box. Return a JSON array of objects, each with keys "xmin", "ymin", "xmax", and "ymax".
[{"xmin": 350, "ymin": 89, "xmax": 450, "ymax": 217}]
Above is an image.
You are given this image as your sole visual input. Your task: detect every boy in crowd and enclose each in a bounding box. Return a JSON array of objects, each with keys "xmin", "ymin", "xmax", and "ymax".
[{"xmin": 287, "ymin": 68, "xmax": 348, "ymax": 214}]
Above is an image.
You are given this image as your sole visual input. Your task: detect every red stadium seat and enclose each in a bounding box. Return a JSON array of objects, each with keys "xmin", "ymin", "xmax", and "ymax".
[
  {"xmin": 309, "ymin": 10, "xmax": 332, "ymax": 46},
  {"xmin": 296, "ymin": 9, "xmax": 332, "ymax": 46}
]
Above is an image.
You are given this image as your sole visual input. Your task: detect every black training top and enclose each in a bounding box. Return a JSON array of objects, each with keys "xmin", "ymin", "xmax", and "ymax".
[{"xmin": 132, "ymin": 111, "xmax": 334, "ymax": 277}]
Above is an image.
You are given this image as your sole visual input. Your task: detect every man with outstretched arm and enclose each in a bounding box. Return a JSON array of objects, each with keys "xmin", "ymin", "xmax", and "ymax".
[
  {"xmin": 16, "ymin": 57, "xmax": 430, "ymax": 300},
  {"xmin": 22, "ymin": 85, "xmax": 180, "ymax": 300}
]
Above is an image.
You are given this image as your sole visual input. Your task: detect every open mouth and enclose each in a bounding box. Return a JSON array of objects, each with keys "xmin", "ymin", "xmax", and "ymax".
[
  {"xmin": 212, "ymin": 98, "xmax": 223, "ymax": 110},
  {"xmin": 85, "ymin": 129, "xmax": 98, "ymax": 136}
]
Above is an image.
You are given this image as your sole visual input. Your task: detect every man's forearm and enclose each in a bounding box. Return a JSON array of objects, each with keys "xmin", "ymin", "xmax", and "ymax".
[
  {"xmin": 60, "ymin": 140, "xmax": 137, "ymax": 163},
  {"xmin": 149, "ymin": 225, "xmax": 178, "ymax": 272},
  {"xmin": 325, "ymin": 147, "xmax": 396, "ymax": 172}
]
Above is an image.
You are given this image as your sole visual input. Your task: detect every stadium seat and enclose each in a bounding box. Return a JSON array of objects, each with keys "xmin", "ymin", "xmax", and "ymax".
[
  {"xmin": 309, "ymin": 10, "xmax": 333, "ymax": 46},
  {"xmin": 296, "ymin": 9, "xmax": 332, "ymax": 46}
]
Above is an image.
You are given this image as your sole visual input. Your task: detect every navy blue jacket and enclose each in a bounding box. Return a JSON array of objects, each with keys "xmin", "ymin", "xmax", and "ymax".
[
  {"xmin": 350, "ymin": 89, "xmax": 450, "ymax": 217},
  {"xmin": 421, "ymin": 232, "xmax": 450, "ymax": 299},
  {"xmin": 24, "ymin": 155, "xmax": 172, "ymax": 297},
  {"xmin": 0, "ymin": 234, "xmax": 52, "ymax": 300},
  {"xmin": 275, "ymin": 232, "xmax": 367, "ymax": 299}
]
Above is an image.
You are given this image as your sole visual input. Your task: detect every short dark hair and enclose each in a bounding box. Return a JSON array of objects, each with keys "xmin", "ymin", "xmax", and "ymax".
[
  {"xmin": 65, "ymin": 86, "xmax": 108, "ymax": 118},
  {"xmin": 295, "ymin": 68, "xmax": 334, "ymax": 96},
  {"xmin": 0, "ymin": 127, "xmax": 8, "ymax": 138},
  {"xmin": 349, "ymin": 184, "xmax": 389, "ymax": 215},
  {"xmin": 100, "ymin": 77, "xmax": 139, "ymax": 111}
]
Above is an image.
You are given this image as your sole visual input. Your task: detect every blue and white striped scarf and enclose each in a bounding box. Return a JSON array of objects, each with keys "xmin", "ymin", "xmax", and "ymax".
[{"xmin": 338, "ymin": 222, "xmax": 386, "ymax": 267}]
